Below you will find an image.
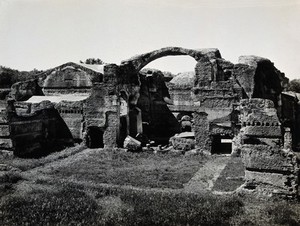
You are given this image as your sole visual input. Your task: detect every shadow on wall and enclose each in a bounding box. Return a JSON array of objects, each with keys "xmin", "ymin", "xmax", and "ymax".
[
  {"xmin": 136, "ymin": 70, "xmax": 180, "ymax": 145},
  {"xmin": 8, "ymin": 101, "xmax": 74, "ymax": 158},
  {"xmin": 85, "ymin": 126, "xmax": 104, "ymax": 148}
]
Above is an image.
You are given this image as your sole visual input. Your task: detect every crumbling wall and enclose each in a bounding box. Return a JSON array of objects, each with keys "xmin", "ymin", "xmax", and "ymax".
[
  {"xmin": 10, "ymin": 79, "xmax": 44, "ymax": 101},
  {"xmin": 83, "ymin": 64, "xmax": 120, "ymax": 148},
  {"xmin": 103, "ymin": 111, "xmax": 119, "ymax": 147},
  {"xmin": 234, "ymin": 56, "xmax": 287, "ymax": 103},
  {"xmin": 192, "ymin": 58, "xmax": 241, "ymax": 153},
  {"xmin": 0, "ymin": 101, "xmax": 12, "ymax": 150},
  {"xmin": 40, "ymin": 62, "xmax": 103, "ymax": 95},
  {"xmin": 7, "ymin": 100, "xmax": 73, "ymax": 157},
  {"xmin": 238, "ymin": 98, "xmax": 299, "ymax": 197}
]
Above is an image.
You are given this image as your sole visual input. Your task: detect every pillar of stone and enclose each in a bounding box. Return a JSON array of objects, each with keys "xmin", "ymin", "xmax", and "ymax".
[
  {"xmin": 193, "ymin": 111, "xmax": 211, "ymax": 151},
  {"xmin": 283, "ymin": 127, "xmax": 292, "ymax": 151},
  {"xmin": 103, "ymin": 112, "xmax": 118, "ymax": 148}
]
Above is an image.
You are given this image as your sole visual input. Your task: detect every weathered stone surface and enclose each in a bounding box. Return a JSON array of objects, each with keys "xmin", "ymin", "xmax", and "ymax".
[
  {"xmin": 242, "ymin": 126, "xmax": 281, "ymax": 138},
  {"xmin": 185, "ymin": 149, "xmax": 200, "ymax": 156},
  {"xmin": 240, "ymin": 98, "xmax": 281, "ymax": 137},
  {"xmin": 242, "ymin": 145, "xmax": 296, "ymax": 173},
  {"xmin": 244, "ymin": 170, "xmax": 297, "ymax": 196},
  {"xmin": 10, "ymin": 79, "xmax": 43, "ymax": 101},
  {"xmin": 235, "ymin": 56, "xmax": 287, "ymax": 99},
  {"xmin": 121, "ymin": 47, "xmax": 220, "ymax": 72},
  {"xmin": 234, "ymin": 64, "xmax": 256, "ymax": 98},
  {"xmin": 0, "ymin": 113, "xmax": 7, "ymax": 123},
  {"xmin": 123, "ymin": 135, "xmax": 141, "ymax": 151},
  {"xmin": 283, "ymin": 127, "xmax": 292, "ymax": 151},
  {"xmin": 193, "ymin": 112, "xmax": 210, "ymax": 151},
  {"xmin": 103, "ymin": 112, "xmax": 119, "ymax": 148},
  {"xmin": 169, "ymin": 135, "xmax": 195, "ymax": 151},
  {"xmin": 0, "ymin": 138, "xmax": 13, "ymax": 149},
  {"xmin": 0, "ymin": 150, "xmax": 13, "ymax": 159},
  {"xmin": 0, "ymin": 125, "xmax": 9, "ymax": 137},
  {"xmin": 8, "ymin": 102, "xmax": 74, "ymax": 157},
  {"xmin": 40, "ymin": 62, "xmax": 103, "ymax": 88}
]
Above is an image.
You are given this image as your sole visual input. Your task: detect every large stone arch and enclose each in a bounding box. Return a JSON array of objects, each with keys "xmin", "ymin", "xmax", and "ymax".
[
  {"xmin": 121, "ymin": 46, "xmax": 221, "ymax": 72},
  {"xmin": 118, "ymin": 47, "xmax": 222, "ymax": 145}
]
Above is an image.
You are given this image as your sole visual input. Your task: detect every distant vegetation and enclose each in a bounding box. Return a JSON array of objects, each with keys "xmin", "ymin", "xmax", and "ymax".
[
  {"xmin": 0, "ymin": 66, "xmax": 43, "ymax": 88},
  {"xmin": 80, "ymin": 58, "xmax": 105, "ymax": 65},
  {"xmin": 287, "ymin": 79, "xmax": 300, "ymax": 93}
]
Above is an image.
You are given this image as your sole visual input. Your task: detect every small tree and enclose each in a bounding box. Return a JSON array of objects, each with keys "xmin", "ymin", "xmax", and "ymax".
[
  {"xmin": 287, "ymin": 79, "xmax": 300, "ymax": 93},
  {"xmin": 80, "ymin": 58, "xmax": 105, "ymax": 65}
]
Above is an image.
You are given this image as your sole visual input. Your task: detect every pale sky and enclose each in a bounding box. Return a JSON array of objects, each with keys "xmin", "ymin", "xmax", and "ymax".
[{"xmin": 0, "ymin": 0, "xmax": 300, "ymax": 79}]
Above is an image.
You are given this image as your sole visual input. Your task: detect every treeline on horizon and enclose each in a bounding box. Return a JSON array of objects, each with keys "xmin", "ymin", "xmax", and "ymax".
[{"xmin": 0, "ymin": 66, "xmax": 43, "ymax": 89}]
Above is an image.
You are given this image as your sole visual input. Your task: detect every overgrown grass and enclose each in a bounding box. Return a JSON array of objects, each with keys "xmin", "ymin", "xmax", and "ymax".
[
  {"xmin": 0, "ymin": 182, "xmax": 244, "ymax": 226},
  {"xmin": 230, "ymin": 197, "xmax": 300, "ymax": 226},
  {"xmin": 266, "ymin": 202, "xmax": 300, "ymax": 226},
  {"xmin": 44, "ymin": 149, "xmax": 208, "ymax": 189},
  {"xmin": 1, "ymin": 187, "xmax": 99, "ymax": 225},
  {"xmin": 1, "ymin": 144, "xmax": 85, "ymax": 171},
  {"xmin": 0, "ymin": 171, "xmax": 23, "ymax": 197}
]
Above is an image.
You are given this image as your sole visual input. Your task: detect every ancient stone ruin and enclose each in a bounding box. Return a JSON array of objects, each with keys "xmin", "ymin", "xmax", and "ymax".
[{"xmin": 0, "ymin": 47, "xmax": 299, "ymax": 197}]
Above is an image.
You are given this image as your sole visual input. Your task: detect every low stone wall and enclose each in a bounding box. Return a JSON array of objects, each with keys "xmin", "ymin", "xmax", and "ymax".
[{"xmin": 242, "ymin": 144, "xmax": 299, "ymax": 197}]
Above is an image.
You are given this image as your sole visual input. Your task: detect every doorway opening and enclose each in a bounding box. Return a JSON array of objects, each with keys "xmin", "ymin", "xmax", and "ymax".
[
  {"xmin": 211, "ymin": 135, "xmax": 232, "ymax": 154},
  {"xmin": 86, "ymin": 126, "xmax": 104, "ymax": 148}
]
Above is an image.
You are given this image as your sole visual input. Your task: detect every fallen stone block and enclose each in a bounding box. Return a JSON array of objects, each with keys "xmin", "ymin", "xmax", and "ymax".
[
  {"xmin": 123, "ymin": 135, "xmax": 141, "ymax": 151},
  {"xmin": 169, "ymin": 135, "xmax": 195, "ymax": 151}
]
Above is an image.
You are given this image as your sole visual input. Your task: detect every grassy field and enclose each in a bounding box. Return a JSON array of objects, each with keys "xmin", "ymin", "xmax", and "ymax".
[
  {"xmin": 1, "ymin": 146, "xmax": 300, "ymax": 225},
  {"xmin": 1, "ymin": 180, "xmax": 244, "ymax": 226},
  {"xmin": 37, "ymin": 148, "xmax": 208, "ymax": 189}
]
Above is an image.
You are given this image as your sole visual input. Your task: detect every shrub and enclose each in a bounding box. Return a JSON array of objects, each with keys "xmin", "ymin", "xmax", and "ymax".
[
  {"xmin": 287, "ymin": 79, "xmax": 300, "ymax": 93},
  {"xmin": 0, "ymin": 171, "xmax": 23, "ymax": 183}
]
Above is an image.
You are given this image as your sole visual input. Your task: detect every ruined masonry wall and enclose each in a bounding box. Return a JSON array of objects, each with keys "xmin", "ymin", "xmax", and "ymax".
[
  {"xmin": 0, "ymin": 101, "xmax": 12, "ymax": 149},
  {"xmin": 83, "ymin": 64, "xmax": 120, "ymax": 147},
  {"xmin": 239, "ymin": 99, "xmax": 299, "ymax": 197},
  {"xmin": 193, "ymin": 112, "xmax": 210, "ymax": 150},
  {"xmin": 8, "ymin": 101, "xmax": 73, "ymax": 157}
]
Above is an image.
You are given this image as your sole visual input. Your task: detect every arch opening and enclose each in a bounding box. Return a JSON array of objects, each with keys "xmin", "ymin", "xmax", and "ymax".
[
  {"xmin": 134, "ymin": 56, "xmax": 198, "ymax": 145},
  {"xmin": 141, "ymin": 55, "xmax": 198, "ymax": 76}
]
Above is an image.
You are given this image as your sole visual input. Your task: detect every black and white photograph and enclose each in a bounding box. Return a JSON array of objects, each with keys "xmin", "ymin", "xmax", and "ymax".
[{"xmin": 1, "ymin": 0, "xmax": 300, "ymax": 225}]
